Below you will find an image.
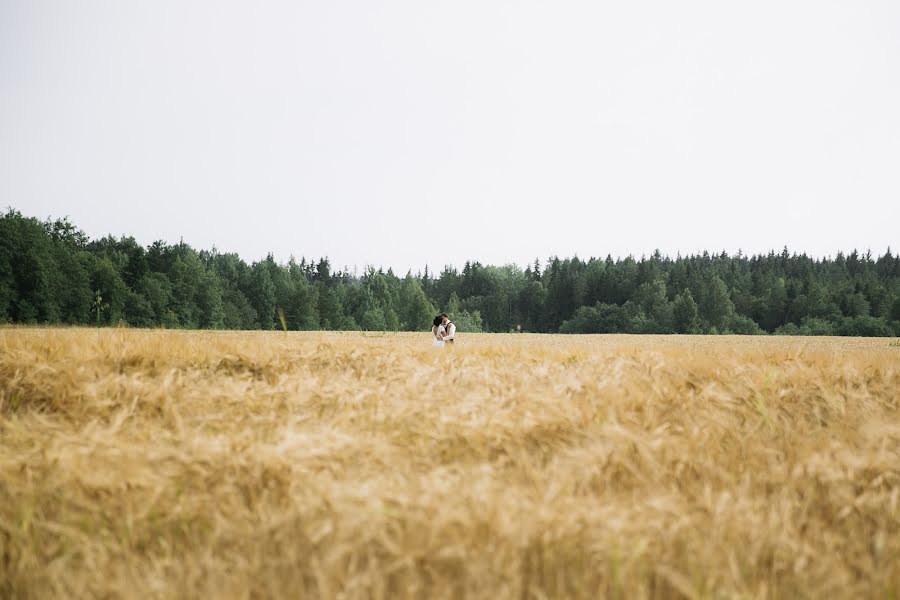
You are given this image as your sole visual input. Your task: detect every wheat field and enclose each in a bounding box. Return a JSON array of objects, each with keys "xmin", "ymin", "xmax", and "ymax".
[{"xmin": 0, "ymin": 329, "xmax": 898, "ymax": 599}]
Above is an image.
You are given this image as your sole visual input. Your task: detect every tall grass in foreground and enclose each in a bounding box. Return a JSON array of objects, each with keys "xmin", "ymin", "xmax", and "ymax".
[{"xmin": 0, "ymin": 329, "xmax": 898, "ymax": 599}]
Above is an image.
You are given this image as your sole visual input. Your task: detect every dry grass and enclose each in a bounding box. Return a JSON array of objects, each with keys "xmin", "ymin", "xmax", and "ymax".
[{"xmin": 0, "ymin": 329, "xmax": 898, "ymax": 599}]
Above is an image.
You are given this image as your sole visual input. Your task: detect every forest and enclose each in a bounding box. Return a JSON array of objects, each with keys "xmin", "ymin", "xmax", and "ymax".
[{"xmin": 1, "ymin": 209, "xmax": 898, "ymax": 336}]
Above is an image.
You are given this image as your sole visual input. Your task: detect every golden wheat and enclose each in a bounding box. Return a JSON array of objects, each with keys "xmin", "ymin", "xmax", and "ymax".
[{"xmin": 0, "ymin": 329, "xmax": 898, "ymax": 599}]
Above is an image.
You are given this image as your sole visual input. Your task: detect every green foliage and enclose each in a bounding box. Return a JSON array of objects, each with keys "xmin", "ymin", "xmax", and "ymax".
[
  {"xmin": 91, "ymin": 290, "xmax": 106, "ymax": 327},
  {"xmin": 248, "ymin": 262, "xmax": 277, "ymax": 330},
  {"xmin": 453, "ymin": 310, "xmax": 483, "ymax": 333},
  {"xmin": 124, "ymin": 291, "xmax": 155, "ymax": 327},
  {"xmin": 280, "ymin": 259, "xmax": 319, "ymax": 330},
  {"xmin": 222, "ymin": 288, "xmax": 258, "ymax": 330},
  {"xmin": 633, "ymin": 280, "xmax": 674, "ymax": 332},
  {"xmin": 0, "ymin": 209, "xmax": 898, "ymax": 336},
  {"xmin": 91, "ymin": 257, "xmax": 128, "ymax": 325},
  {"xmin": 723, "ymin": 314, "xmax": 763, "ymax": 335},
  {"xmin": 700, "ymin": 275, "xmax": 735, "ymax": 330},
  {"xmin": 361, "ymin": 270, "xmax": 399, "ymax": 331},
  {"xmin": 443, "ymin": 291, "xmax": 483, "ymax": 333},
  {"xmin": 360, "ymin": 305, "xmax": 387, "ymax": 331},
  {"xmin": 399, "ymin": 275, "xmax": 435, "ymax": 331},
  {"xmin": 136, "ymin": 273, "xmax": 175, "ymax": 327},
  {"xmin": 316, "ymin": 284, "xmax": 344, "ymax": 330},
  {"xmin": 338, "ymin": 315, "xmax": 360, "ymax": 330},
  {"xmin": 560, "ymin": 303, "xmax": 629, "ymax": 334},
  {"xmin": 673, "ymin": 289, "xmax": 700, "ymax": 334},
  {"xmin": 837, "ymin": 316, "xmax": 893, "ymax": 337},
  {"xmin": 0, "ymin": 210, "xmax": 62, "ymax": 322},
  {"xmin": 800, "ymin": 318, "xmax": 836, "ymax": 336},
  {"xmin": 775, "ymin": 316, "xmax": 837, "ymax": 336}
]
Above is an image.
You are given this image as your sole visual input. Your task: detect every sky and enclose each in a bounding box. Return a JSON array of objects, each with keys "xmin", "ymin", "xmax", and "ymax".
[{"xmin": 1, "ymin": 1, "xmax": 898, "ymax": 274}]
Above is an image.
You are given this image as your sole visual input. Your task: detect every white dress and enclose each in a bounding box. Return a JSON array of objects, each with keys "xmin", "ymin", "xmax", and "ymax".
[{"xmin": 432, "ymin": 325, "xmax": 445, "ymax": 347}]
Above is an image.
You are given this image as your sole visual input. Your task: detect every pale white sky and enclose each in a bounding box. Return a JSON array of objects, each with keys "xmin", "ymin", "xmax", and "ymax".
[{"xmin": 2, "ymin": 1, "xmax": 898, "ymax": 273}]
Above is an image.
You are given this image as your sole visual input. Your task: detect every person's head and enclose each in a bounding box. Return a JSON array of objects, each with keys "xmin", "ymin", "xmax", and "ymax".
[
  {"xmin": 433, "ymin": 316, "xmax": 443, "ymax": 327},
  {"xmin": 440, "ymin": 313, "xmax": 450, "ymax": 323}
]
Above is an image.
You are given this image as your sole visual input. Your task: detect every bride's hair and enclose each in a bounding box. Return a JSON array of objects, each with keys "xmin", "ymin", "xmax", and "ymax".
[{"xmin": 433, "ymin": 316, "xmax": 443, "ymax": 327}]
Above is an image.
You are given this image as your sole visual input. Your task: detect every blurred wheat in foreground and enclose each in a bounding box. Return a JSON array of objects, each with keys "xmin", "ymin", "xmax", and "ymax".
[{"xmin": 0, "ymin": 329, "xmax": 898, "ymax": 599}]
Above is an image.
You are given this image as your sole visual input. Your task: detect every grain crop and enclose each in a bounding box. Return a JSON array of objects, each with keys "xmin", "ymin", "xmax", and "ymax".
[{"xmin": 1, "ymin": 328, "xmax": 898, "ymax": 599}]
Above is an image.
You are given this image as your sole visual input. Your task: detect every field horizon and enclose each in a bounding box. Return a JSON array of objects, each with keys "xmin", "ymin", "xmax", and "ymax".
[{"xmin": 1, "ymin": 329, "xmax": 898, "ymax": 598}]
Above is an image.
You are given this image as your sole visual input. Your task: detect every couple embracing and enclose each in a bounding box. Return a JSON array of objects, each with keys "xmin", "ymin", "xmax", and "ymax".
[{"xmin": 431, "ymin": 313, "xmax": 456, "ymax": 348}]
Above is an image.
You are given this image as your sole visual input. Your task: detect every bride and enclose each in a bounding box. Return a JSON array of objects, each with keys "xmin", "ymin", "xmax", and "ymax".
[{"xmin": 432, "ymin": 316, "xmax": 446, "ymax": 347}]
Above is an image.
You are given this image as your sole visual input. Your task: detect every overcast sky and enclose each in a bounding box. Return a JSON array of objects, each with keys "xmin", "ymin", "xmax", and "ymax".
[{"xmin": 2, "ymin": 1, "xmax": 898, "ymax": 273}]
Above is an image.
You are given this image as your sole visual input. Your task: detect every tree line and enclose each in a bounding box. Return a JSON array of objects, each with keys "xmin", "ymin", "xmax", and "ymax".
[{"xmin": 1, "ymin": 209, "xmax": 898, "ymax": 336}]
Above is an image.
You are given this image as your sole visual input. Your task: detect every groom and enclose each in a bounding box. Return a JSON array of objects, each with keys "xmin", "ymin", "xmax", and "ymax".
[{"xmin": 440, "ymin": 313, "xmax": 456, "ymax": 344}]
